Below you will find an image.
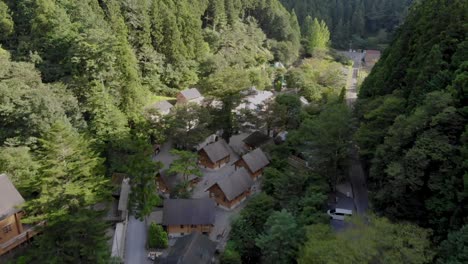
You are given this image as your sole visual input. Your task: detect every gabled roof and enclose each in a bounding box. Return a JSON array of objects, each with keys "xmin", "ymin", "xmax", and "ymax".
[
  {"xmin": 241, "ymin": 148, "xmax": 270, "ymax": 173},
  {"xmin": 162, "ymin": 199, "xmax": 215, "ymax": 226},
  {"xmin": 0, "ymin": 174, "xmax": 25, "ymax": 219},
  {"xmin": 159, "ymin": 170, "xmax": 198, "ymax": 191},
  {"xmin": 201, "ymin": 140, "xmax": 230, "ymax": 163},
  {"xmin": 243, "ymin": 131, "xmax": 270, "ymax": 148},
  {"xmin": 206, "ymin": 167, "xmax": 254, "ymax": 201},
  {"xmin": 160, "ymin": 232, "xmax": 216, "ymax": 264},
  {"xmin": 180, "ymin": 88, "xmax": 202, "ymax": 101},
  {"xmin": 152, "ymin": 100, "xmax": 173, "ymax": 112}
]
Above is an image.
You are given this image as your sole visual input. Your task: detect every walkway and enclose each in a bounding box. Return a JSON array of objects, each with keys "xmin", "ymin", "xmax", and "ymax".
[{"xmin": 124, "ymin": 216, "xmax": 152, "ymax": 264}]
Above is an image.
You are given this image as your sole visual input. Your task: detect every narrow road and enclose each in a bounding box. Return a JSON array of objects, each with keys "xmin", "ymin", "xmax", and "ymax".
[
  {"xmin": 343, "ymin": 51, "xmax": 369, "ymax": 215},
  {"xmin": 125, "ymin": 216, "xmax": 152, "ymax": 264},
  {"xmin": 348, "ymin": 147, "xmax": 368, "ymax": 214}
]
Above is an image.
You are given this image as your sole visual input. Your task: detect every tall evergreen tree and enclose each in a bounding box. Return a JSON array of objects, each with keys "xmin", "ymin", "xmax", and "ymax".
[
  {"xmin": 306, "ymin": 18, "xmax": 330, "ymax": 53},
  {"xmin": 22, "ymin": 121, "xmax": 110, "ymax": 263}
]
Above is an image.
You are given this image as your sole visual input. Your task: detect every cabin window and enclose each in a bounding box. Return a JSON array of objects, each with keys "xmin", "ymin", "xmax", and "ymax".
[{"xmin": 2, "ymin": 225, "xmax": 12, "ymax": 234}]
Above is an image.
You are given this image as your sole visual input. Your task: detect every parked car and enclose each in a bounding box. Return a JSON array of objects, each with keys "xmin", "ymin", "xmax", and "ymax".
[
  {"xmin": 327, "ymin": 208, "xmax": 352, "ymax": 221},
  {"xmin": 147, "ymin": 251, "xmax": 162, "ymax": 261}
]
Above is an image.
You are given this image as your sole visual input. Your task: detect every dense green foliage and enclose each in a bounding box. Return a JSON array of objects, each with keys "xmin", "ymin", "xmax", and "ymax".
[
  {"xmin": 298, "ymin": 216, "xmax": 433, "ymax": 264},
  {"xmin": 148, "ymin": 223, "xmax": 168, "ymax": 249},
  {"xmin": 436, "ymin": 225, "xmax": 468, "ymax": 264},
  {"xmin": 286, "ymin": 58, "xmax": 347, "ymax": 101},
  {"xmin": 303, "ymin": 17, "xmax": 330, "ymax": 54},
  {"xmin": 281, "ymin": 0, "xmax": 413, "ymax": 49},
  {"xmin": 356, "ymin": 0, "xmax": 467, "ymax": 249},
  {"xmin": 20, "ymin": 121, "xmax": 109, "ymax": 263}
]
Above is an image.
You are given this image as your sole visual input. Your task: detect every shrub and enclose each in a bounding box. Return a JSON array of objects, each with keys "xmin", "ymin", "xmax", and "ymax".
[{"xmin": 148, "ymin": 223, "xmax": 168, "ymax": 249}]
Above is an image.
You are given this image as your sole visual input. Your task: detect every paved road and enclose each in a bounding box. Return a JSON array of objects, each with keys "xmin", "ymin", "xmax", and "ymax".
[
  {"xmin": 125, "ymin": 216, "xmax": 152, "ymax": 264},
  {"xmin": 348, "ymin": 147, "xmax": 369, "ymax": 214},
  {"xmin": 343, "ymin": 51, "xmax": 369, "ymax": 215}
]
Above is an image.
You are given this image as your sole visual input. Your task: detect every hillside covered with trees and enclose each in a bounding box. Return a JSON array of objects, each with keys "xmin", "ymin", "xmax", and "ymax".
[
  {"xmin": 356, "ymin": 0, "xmax": 467, "ymax": 261},
  {"xmin": 280, "ymin": 0, "xmax": 413, "ymax": 49}
]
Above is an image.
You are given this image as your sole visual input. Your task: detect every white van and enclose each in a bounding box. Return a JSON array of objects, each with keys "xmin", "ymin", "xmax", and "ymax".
[{"xmin": 327, "ymin": 208, "xmax": 353, "ymax": 220}]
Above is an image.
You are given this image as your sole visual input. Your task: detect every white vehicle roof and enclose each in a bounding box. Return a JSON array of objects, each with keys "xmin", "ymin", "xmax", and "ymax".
[{"xmin": 334, "ymin": 208, "xmax": 353, "ymax": 215}]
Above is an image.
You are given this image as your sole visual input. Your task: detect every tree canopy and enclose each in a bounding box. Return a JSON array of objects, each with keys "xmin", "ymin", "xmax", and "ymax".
[{"xmin": 356, "ymin": 0, "xmax": 467, "ymax": 241}]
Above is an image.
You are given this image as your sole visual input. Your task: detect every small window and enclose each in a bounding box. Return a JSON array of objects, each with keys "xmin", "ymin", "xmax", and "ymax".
[
  {"xmin": 2, "ymin": 225, "xmax": 12, "ymax": 234},
  {"xmin": 180, "ymin": 225, "xmax": 184, "ymax": 228},
  {"xmin": 191, "ymin": 225, "xmax": 197, "ymax": 228}
]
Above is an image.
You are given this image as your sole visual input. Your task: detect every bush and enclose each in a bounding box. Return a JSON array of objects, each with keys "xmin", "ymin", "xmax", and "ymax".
[
  {"xmin": 148, "ymin": 223, "xmax": 168, "ymax": 249},
  {"xmin": 220, "ymin": 243, "xmax": 242, "ymax": 264}
]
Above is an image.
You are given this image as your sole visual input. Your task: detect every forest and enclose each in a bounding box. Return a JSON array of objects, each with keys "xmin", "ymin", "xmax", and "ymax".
[
  {"xmin": 0, "ymin": 0, "xmax": 466, "ymax": 263},
  {"xmin": 355, "ymin": 0, "xmax": 467, "ymax": 260},
  {"xmin": 280, "ymin": 0, "xmax": 413, "ymax": 49}
]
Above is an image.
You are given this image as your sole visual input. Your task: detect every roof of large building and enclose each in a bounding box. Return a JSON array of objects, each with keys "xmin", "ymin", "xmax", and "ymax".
[
  {"xmin": 201, "ymin": 140, "xmax": 230, "ymax": 163},
  {"xmin": 152, "ymin": 100, "xmax": 173, "ymax": 112},
  {"xmin": 243, "ymin": 131, "xmax": 270, "ymax": 148},
  {"xmin": 162, "ymin": 199, "xmax": 215, "ymax": 226},
  {"xmin": 159, "ymin": 170, "xmax": 198, "ymax": 191},
  {"xmin": 0, "ymin": 174, "xmax": 25, "ymax": 219},
  {"xmin": 159, "ymin": 232, "xmax": 216, "ymax": 264},
  {"xmin": 236, "ymin": 88, "xmax": 274, "ymax": 111},
  {"xmin": 179, "ymin": 88, "xmax": 202, "ymax": 101},
  {"xmin": 364, "ymin": 50, "xmax": 381, "ymax": 63},
  {"xmin": 206, "ymin": 167, "xmax": 254, "ymax": 201},
  {"xmin": 241, "ymin": 148, "xmax": 270, "ymax": 173}
]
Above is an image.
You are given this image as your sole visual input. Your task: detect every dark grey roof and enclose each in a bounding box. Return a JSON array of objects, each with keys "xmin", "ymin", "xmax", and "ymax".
[
  {"xmin": 243, "ymin": 131, "xmax": 270, "ymax": 148},
  {"xmin": 180, "ymin": 88, "xmax": 202, "ymax": 101},
  {"xmin": 153, "ymin": 100, "xmax": 173, "ymax": 112},
  {"xmin": 201, "ymin": 140, "xmax": 230, "ymax": 163},
  {"xmin": 207, "ymin": 168, "xmax": 254, "ymax": 201},
  {"xmin": 0, "ymin": 174, "xmax": 25, "ymax": 219},
  {"xmin": 242, "ymin": 148, "xmax": 270, "ymax": 173},
  {"xmin": 160, "ymin": 170, "xmax": 198, "ymax": 191},
  {"xmin": 162, "ymin": 199, "xmax": 215, "ymax": 226},
  {"xmin": 159, "ymin": 232, "xmax": 216, "ymax": 264}
]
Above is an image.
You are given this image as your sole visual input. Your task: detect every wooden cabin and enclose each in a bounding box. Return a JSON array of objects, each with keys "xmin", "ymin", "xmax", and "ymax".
[
  {"xmin": 176, "ymin": 88, "xmax": 204, "ymax": 105},
  {"xmin": 242, "ymin": 131, "xmax": 271, "ymax": 151},
  {"xmin": 198, "ymin": 140, "xmax": 231, "ymax": 169},
  {"xmin": 0, "ymin": 174, "xmax": 38, "ymax": 256},
  {"xmin": 235, "ymin": 148, "xmax": 270, "ymax": 180},
  {"xmin": 159, "ymin": 232, "xmax": 216, "ymax": 264},
  {"xmin": 162, "ymin": 199, "xmax": 215, "ymax": 237},
  {"xmin": 206, "ymin": 168, "xmax": 254, "ymax": 209}
]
